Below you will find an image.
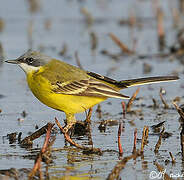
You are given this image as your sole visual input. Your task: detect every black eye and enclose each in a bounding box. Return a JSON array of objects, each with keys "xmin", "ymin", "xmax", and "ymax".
[{"xmin": 26, "ymin": 57, "xmax": 34, "ymax": 65}]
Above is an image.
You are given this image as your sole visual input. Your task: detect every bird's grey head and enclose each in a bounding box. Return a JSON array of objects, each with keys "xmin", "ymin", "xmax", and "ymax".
[{"xmin": 5, "ymin": 50, "xmax": 51, "ymax": 74}]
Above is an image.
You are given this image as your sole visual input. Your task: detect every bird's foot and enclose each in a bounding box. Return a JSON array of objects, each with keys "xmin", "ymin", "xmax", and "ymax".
[
  {"xmin": 63, "ymin": 122, "xmax": 75, "ymax": 134},
  {"xmin": 55, "ymin": 117, "xmax": 102, "ymax": 155}
]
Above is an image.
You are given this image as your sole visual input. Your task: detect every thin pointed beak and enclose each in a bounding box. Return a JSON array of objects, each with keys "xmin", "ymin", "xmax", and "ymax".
[{"xmin": 5, "ymin": 59, "xmax": 20, "ymax": 64}]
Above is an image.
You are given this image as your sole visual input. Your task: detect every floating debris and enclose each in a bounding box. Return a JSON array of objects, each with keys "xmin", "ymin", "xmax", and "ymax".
[
  {"xmin": 21, "ymin": 110, "xmax": 27, "ymax": 118},
  {"xmin": 100, "ymin": 49, "xmax": 121, "ymax": 60},
  {"xmin": 98, "ymin": 119, "xmax": 119, "ymax": 132},
  {"xmin": 7, "ymin": 132, "xmax": 17, "ymax": 144},
  {"xmin": 98, "ymin": 121, "xmax": 106, "ymax": 132},
  {"xmin": 20, "ymin": 122, "xmax": 54, "ymax": 146},
  {"xmin": 72, "ymin": 121, "xmax": 88, "ymax": 136},
  {"xmin": 0, "ymin": 168, "xmax": 18, "ymax": 179},
  {"xmin": 151, "ymin": 121, "xmax": 165, "ymax": 133},
  {"xmin": 162, "ymin": 131, "xmax": 172, "ymax": 139}
]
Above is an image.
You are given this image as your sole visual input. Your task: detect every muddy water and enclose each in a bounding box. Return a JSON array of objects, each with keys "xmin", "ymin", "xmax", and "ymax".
[{"xmin": 0, "ymin": 0, "xmax": 183, "ymax": 179}]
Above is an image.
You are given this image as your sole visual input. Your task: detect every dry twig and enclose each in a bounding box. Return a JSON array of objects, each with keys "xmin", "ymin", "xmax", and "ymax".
[
  {"xmin": 21, "ymin": 123, "xmax": 54, "ymax": 146},
  {"xmin": 153, "ymin": 0, "xmax": 165, "ymax": 51},
  {"xmin": 169, "ymin": 152, "xmax": 176, "ymax": 164},
  {"xmin": 27, "ymin": 0, "xmax": 41, "ymax": 13},
  {"xmin": 157, "ymin": 8, "xmax": 165, "ymax": 51},
  {"xmin": 107, "ymin": 151, "xmax": 140, "ymax": 180},
  {"xmin": 80, "ymin": 7, "xmax": 94, "ymax": 25},
  {"xmin": 59, "ymin": 43, "xmax": 67, "ymax": 57},
  {"xmin": 96, "ymin": 104, "xmax": 102, "ymax": 119},
  {"xmin": 85, "ymin": 108, "xmax": 93, "ymax": 146},
  {"xmin": 85, "ymin": 107, "xmax": 92, "ymax": 124},
  {"xmin": 75, "ymin": 51, "xmax": 83, "ymax": 70},
  {"xmin": 109, "ymin": 33, "xmax": 135, "ymax": 55},
  {"xmin": 0, "ymin": 18, "xmax": 5, "ymax": 33},
  {"xmin": 140, "ymin": 126, "xmax": 149, "ymax": 153},
  {"xmin": 90, "ymin": 32, "xmax": 98, "ymax": 52},
  {"xmin": 180, "ymin": 125, "xmax": 184, "ymax": 159},
  {"xmin": 118, "ymin": 123, "xmax": 123, "ymax": 157},
  {"xmin": 126, "ymin": 88, "xmax": 140, "ymax": 112},
  {"xmin": 152, "ymin": 98, "xmax": 159, "ymax": 109},
  {"xmin": 172, "ymin": 101, "xmax": 184, "ymax": 119},
  {"xmin": 159, "ymin": 88, "xmax": 169, "ymax": 109},
  {"xmin": 154, "ymin": 127, "xmax": 165, "ymax": 153},
  {"xmin": 132, "ymin": 128, "xmax": 137, "ymax": 154},
  {"xmin": 28, "ymin": 123, "xmax": 54, "ymax": 179},
  {"xmin": 121, "ymin": 101, "xmax": 126, "ymax": 119},
  {"xmin": 154, "ymin": 161, "xmax": 173, "ymax": 180}
]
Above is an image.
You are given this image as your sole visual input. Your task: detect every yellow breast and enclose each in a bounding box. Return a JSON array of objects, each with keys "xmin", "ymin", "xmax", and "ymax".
[{"xmin": 26, "ymin": 70, "xmax": 106, "ymax": 114}]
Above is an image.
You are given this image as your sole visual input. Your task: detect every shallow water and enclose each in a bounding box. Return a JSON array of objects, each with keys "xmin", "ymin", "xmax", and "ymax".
[{"xmin": 0, "ymin": 0, "xmax": 184, "ymax": 179}]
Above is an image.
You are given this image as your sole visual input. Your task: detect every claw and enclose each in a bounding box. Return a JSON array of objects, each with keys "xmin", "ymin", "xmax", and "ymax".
[{"xmin": 63, "ymin": 122, "xmax": 75, "ymax": 134}]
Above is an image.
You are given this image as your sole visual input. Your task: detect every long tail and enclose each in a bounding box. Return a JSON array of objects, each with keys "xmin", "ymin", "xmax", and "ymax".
[{"xmin": 117, "ymin": 76, "xmax": 179, "ymax": 88}]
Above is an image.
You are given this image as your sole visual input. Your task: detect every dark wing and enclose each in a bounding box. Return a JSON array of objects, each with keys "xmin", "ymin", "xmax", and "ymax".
[
  {"xmin": 87, "ymin": 71, "xmax": 127, "ymax": 88},
  {"xmin": 52, "ymin": 78, "xmax": 129, "ymax": 99},
  {"xmin": 87, "ymin": 71, "xmax": 179, "ymax": 88}
]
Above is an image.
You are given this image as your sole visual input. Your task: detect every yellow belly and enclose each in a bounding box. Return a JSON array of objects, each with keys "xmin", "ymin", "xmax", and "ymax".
[{"xmin": 27, "ymin": 73, "xmax": 106, "ymax": 114}]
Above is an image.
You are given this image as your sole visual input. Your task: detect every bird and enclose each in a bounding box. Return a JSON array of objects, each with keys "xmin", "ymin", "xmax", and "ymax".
[{"xmin": 5, "ymin": 50, "xmax": 179, "ymax": 132}]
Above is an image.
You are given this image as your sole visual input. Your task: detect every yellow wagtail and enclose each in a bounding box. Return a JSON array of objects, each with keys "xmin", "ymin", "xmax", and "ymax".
[{"xmin": 6, "ymin": 50, "xmax": 179, "ymax": 132}]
